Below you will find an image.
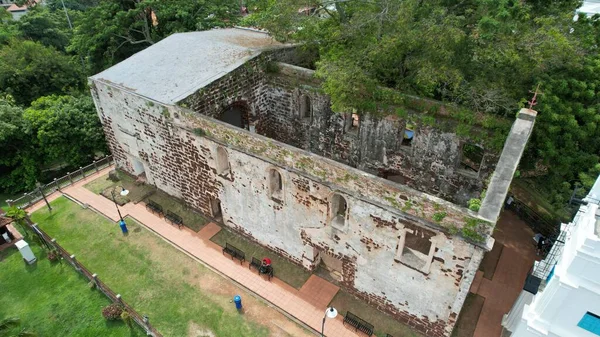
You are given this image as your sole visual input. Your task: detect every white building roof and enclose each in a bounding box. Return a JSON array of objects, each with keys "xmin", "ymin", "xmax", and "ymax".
[
  {"xmin": 579, "ymin": 1, "xmax": 600, "ymax": 16},
  {"xmin": 91, "ymin": 28, "xmax": 284, "ymax": 104}
]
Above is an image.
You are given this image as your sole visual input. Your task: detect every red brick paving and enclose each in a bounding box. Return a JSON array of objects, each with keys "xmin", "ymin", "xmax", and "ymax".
[{"xmin": 471, "ymin": 210, "xmax": 537, "ymax": 337}]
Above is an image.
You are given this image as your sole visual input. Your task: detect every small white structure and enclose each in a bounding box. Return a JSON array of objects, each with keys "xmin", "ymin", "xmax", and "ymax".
[
  {"xmin": 502, "ymin": 175, "xmax": 600, "ymax": 337},
  {"xmin": 15, "ymin": 240, "xmax": 36, "ymax": 264}
]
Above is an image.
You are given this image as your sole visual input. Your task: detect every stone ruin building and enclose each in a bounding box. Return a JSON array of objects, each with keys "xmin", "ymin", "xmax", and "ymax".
[{"xmin": 89, "ymin": 28, "xmax": 536, "ymax": 337}]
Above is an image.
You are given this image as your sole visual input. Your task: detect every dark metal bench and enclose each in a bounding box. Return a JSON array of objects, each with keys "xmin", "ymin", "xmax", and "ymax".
[
  {"xmin": 249, "ymin": 257, "xmax": 261, "ymax": 271},
  {"xmin": 222, "ymin": 243, "xmax": 245, "ymax": 264},
  {"xmin": 343, "ymin": 311, "xmax": 374, "ymax": 336},
  {"xmin": 249, "ymin": 257, "xmax": 274, "ymax": 280},
  {"xmin": 165, "ymin": 210, "xmax": 183, "ymax": 229},
  {"xmin": 145, "ymin": 200, "xmax": 163, "ymax": 216}
]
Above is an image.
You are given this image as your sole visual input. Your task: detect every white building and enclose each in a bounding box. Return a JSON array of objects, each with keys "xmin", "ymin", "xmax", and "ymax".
[
  {"xmin": 580, "ymin": 1, "xmax": 600, "ymax": 17},
  {"xmin": 502, "ymin": 176, "xmax": 600, "ymax": 336}
]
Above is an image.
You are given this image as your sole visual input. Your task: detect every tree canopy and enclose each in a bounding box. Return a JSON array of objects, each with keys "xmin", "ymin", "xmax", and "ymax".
[
  {"xmin": 70, "ymin": 0, "xmax": 240, "ymax": 73},
  {"xmin": 244, "ymin": 0, "xmax": 599, "ymax": 211},
  {"xmin": 0, "ymin": 39, "xmax": 83, "ymax": 105}
]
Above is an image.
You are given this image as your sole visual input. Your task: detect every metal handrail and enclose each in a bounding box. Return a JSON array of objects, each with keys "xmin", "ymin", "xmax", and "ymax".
[{"xmin": 6, "ymin": 155, "xmax": 114, "ymax": 209}]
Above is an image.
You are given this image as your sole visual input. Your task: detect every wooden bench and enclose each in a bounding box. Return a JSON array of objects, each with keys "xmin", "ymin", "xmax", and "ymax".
[
  {"xmin": 343, "ymin": 311, "xmax": 374, "ymax": 336},
  {"xmin": 222, "ymin": 243, "xmax": 245, "ymax": 264},
  {"xmin": 145, "ymin": 200, "xmax": 163, "ymax": 216},
  {"xmin": 165, "ymin": 210, "xmax": 183, "ymax": 229}
]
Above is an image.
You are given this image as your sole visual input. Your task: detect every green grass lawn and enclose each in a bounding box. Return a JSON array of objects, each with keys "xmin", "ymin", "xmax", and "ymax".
[
  {"xmin": 0, "ymin": 243, "xmax": 144, "ymax": 337},
  {"xmin": 329, "ymin": 289, "xmax": 422, "ymax": 337},
  {"xmin": 210, "ymin": 226, "xmax": 312, "ymax": 289},
  {"xmin": 30, "ymin": 197, "xmax": 287, "ymax": 337}
]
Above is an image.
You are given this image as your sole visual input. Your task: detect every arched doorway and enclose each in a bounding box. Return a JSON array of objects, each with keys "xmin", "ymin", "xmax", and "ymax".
[{"xmin": 219, "ymin": 101, "xmax": 250, "ymax": 130}]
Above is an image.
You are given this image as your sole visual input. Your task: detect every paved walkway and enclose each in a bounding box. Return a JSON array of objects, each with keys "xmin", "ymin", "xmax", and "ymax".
[
  {"xmin": 27, "ymin": 168, "xmax": 357, "ymax": 337},
  {"xmin": 470, "ymin": 210, "xmax": 537, "ymax": 337}
]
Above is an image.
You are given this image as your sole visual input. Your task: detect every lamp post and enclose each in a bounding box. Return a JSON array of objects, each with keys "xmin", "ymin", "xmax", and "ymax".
[
  {"xmin": 35, "ymin": 182, "xmax": 51, "ymax": 212},
  {"xmin": 321, "ymin": 307, "xmax": 338, "ymax": 337},
  {"xmin": 111, "ymin": 186, "xmax": 129, "ymax": 234}
]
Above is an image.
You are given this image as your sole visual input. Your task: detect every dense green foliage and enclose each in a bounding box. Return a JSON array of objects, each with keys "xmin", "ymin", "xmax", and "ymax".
[
  {"xmin": 24, "ymin": 95, "xmax": 107, "ymax": 167},
  {"xmin": 0, "ymin": 95, "xmax": 106, "ymax": 192},
  {"xmin": 70, "ymin": 0, "xmax": 240, "ymax": 73},
  {"xmin": 245, "ymin": 0, "xmax": 600, "ymax": 210},
  {"xmin": 0, "ymin": 40, "xmax": 83, "ymax": 105}
]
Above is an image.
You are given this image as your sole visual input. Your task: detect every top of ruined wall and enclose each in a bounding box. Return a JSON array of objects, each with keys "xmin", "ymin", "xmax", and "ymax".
[
  {"xmin": 270, "ymin": 61, "xmax": 513, "ymax": 152},
  {"xmin": 90, "ymin": 28, "xmax": 289, "ymax": 104}
]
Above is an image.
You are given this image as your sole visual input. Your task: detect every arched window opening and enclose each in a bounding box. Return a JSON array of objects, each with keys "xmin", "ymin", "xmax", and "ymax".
[
  {"xmin": 216, "ymin": 146, "xmax": 230, "ymax": 175},
  {"xmin": 330, "ymin": 193, "xmax": 348, "ymax": 229},
  {"xmin": 269, "ymin": 169, "xmax": 283, "ymax": 201},
  {"xmin": 300, "ymin": 95, "xmax": 312, "ymax": 119}
]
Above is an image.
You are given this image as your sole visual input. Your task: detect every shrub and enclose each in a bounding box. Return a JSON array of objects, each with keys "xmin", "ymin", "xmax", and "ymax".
[
  {"xmin": 193, "ymin": 128, "xmax": 206, "ymax": 137},
  {"xmin": 102, "ymin": 303, "xmax": 123, "ymax": 320},
  {"xmin": 120, "ymin": 311, "xmax": 132, "ymax": 327},
  {"xmin": 432, "ymin": 212, "xmax": 447, "ymax": 223},
  {"xmin": 468, "ymin": 198, "xmax": 481, "ymax": 211},
  {"xmin": 47, "ymin": 250, "xmax": 59, "ymax": 262}
]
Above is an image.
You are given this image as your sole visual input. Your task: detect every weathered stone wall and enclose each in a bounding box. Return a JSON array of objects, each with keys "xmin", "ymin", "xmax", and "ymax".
[
  {"xmin": 259, "ymin": 68, "xmax": 498, "ymax": 206},
  {"xmin": 91, "ymin": 79, "xmax": 486, "ymax": 337},
  {"xmin": 177, "ymin": 56, "xmax": 497, "ymax": 206}
]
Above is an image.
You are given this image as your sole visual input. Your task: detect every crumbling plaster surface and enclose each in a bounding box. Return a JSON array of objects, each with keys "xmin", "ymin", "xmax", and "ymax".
[
  {"xmin": 259, "ymin": 62, "xmax": 498, "ymax": 206},
  {"xmin": 91, "ymin": 79, "xmax": 483, "ymax": 337}
]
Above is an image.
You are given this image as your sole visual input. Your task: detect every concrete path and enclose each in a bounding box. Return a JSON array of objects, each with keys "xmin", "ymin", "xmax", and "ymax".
[
  {"xmin": 471, "ymin": 211, "xmax": 537, "ymax": 337},
  {"xmin": 27, "ymin": 168, "xmax": 358, "ymax": 337}
]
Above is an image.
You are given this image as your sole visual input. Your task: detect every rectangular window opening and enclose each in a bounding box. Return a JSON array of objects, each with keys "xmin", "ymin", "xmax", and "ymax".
[
  {"xmin": 402, "ymin": 125, "xmax": 414, "ymax": 147},
  {"xmin": 398, "ymin": 229, "xmax": 433, "ymax": 271},
  {"xmin": 460, "ymin": 143, "xmax": 484, "ymax": 173}
]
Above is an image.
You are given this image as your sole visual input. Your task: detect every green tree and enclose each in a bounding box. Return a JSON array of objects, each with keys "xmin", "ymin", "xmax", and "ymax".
[
  {"xmin": 70, "ymin": 0, "xmax": 240, "ymax": 74},
  {"xmin": 0, "ymin": 39, "xmax": 83, "ymax": 105},
  {"xmin": 0, "ymin": 97, "xmax": 40, "ymax": 193},
  {"xmin": 24, "ymin": 95, "xmax": 107, "ymax": 168},
  {"xmin": 16, "ymin": 7, "xmax": 71, "ymax": 51}
]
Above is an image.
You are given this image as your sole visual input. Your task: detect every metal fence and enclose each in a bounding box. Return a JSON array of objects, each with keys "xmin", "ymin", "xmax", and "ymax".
[
  {"xmin": 6, "ymin": 156, "xmax": 114, "ymax": 209},
  {"xmin": 25, "ymin": 217, "xmax": 162, "ymax": 337},
  {"xmin": 509, "ymin": 195, "xmax": 561, "ymax": 238}
]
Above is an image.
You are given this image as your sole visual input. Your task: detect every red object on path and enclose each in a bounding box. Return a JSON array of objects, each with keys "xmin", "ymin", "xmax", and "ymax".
[{"xmin": 262, "ymin": 258, "xmax": 271, "ymax": 266}]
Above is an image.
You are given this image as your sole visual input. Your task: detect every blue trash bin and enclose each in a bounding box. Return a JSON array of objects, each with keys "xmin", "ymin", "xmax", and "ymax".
[
  {"xmin": 234, "ymin": 295, "xmax": 242, "ymax": 310},
  {"xmin": 119, "ymin": 220, "xmax": 128, "ymax": 234}
]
